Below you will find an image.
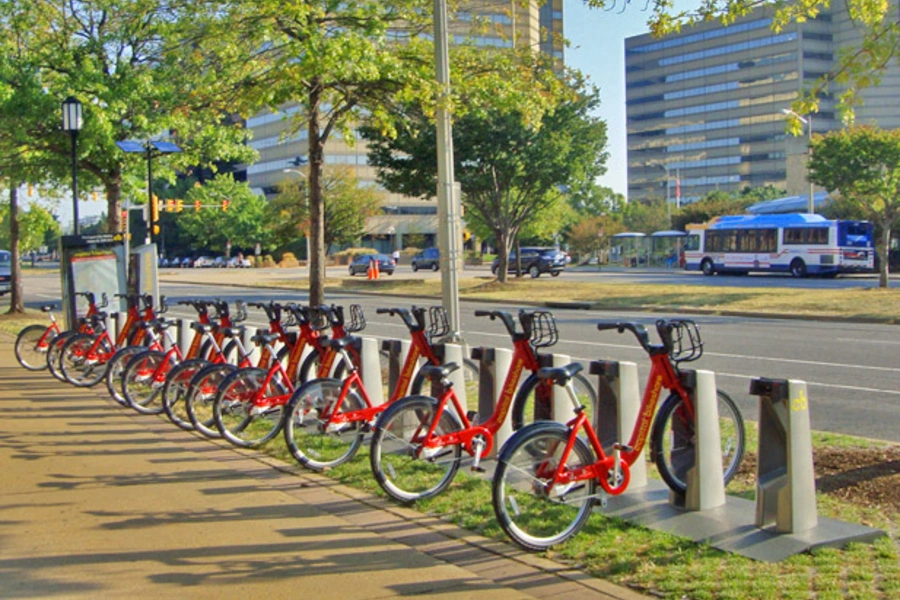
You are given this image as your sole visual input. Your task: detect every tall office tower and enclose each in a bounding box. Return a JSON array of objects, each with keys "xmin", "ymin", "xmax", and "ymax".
[
  {"xmin": 241, "ymin": 1, "xmax": 564, "ymax": 252},
  {"xmin": 625, "ymin": 7, "xmax": 841, "ymax": 206}
]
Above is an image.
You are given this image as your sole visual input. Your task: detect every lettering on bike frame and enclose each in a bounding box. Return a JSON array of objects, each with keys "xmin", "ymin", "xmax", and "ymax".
[{"xmin": 479, "ymin": 336, "xmax": 539, "ymax": 433}]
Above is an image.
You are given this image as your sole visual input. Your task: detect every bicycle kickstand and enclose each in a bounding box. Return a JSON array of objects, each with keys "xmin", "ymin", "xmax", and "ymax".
[{"xmin": 470, "ymin": 437, "xmax": 487, "ymax": 473}]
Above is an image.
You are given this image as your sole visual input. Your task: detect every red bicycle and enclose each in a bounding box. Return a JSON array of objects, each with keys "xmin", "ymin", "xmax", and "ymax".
[
  {"xmin": 368, "ymin": 309, "xmax": 595, "ymax": 503},
  {"xmin": 491, "ymin": 319, "xmax": 745, "ymax": 550},
  {"xmin": 44, "ymin": 292, "xmax": 108, "ymax": 381},
  {"xmin": 281, "ymin": 305, "xmax": 478, "ymax": 471},
  {"xmin": 15, "ymin": 292, "xmax": 104, "ymax": 371}
]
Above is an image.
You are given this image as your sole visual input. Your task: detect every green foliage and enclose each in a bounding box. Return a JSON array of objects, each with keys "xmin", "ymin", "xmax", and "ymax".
[
  {"xmin": 671, "ymin": 191, "xmax": 756, "ymax": 230},
  {"xmin": 177, "ymin": 174, "xmax": 269, "ymax": 253},
  {"xmin": 0, "ymin": 202, "xmax": 60, "ymax": 252},
  {"xmin": 362, "ymin": 72, "xmax": 608, "ymax": 280},
  {"xmin": 567, "ymin": 214, "xmax": 625, "ymax": 263},
  {"xmin": 623, "ymin": 198, "xmax": 670, "ymax": 234},
  {"xmin": 265, "ymin": 166, "xmax": 383, "ymax": 254},
  {"xmin": 569, "ymin": 182, "xmax": 625, "ymax": 217},
  {"xmin": 809, "ymin": 125, "xmax": 900, "ymax": 286}
]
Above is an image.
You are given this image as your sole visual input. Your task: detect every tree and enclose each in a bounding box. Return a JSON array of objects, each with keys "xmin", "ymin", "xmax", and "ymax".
[
  {"xmin": 623, "ymin": 198, "xmax": 670, "ymax": 234},
  {"xmin": 0, "ymin": 202, "xmax": 60, "ymax": 253},
  {"xmin": 0, "ymin": 0, "xmax": 254, "ymax": 235},
  {"xmin": 265, "ymin": 166, "xmax": 383, "ymax": 254},
  {"xmin": 177, "ymin": 174, "xmax": 271, "ymax": 254},
  {"xmin": 809, "ymin": 126, "xmax": 900, "ymax": 287},
  {"xmin": 670, "ymin": 190, "xmax": 755, "ymax": 230},
  {"xmin": 363, "ymin": 75, "xmax": 608, "ymax": 282},
  {"xmin": 567, "ymin": 214, "xmax": 625, "ymax": 264},
  {"xmin": 569, "ymin": 182, "xmax": 625, "ymax": 217}
]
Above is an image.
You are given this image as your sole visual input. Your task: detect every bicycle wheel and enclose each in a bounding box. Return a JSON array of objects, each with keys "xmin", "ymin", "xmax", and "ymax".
[
  {"xmin": 369, "ymin": 395, "xmax": 463, "ymax": 503},
  {"xmin": 410, "ymin": 358, "xmax": 480, "ymax": 402},
  {"xmin": 61, "ymin": 333, "xmax": 112, "ymax": 387},
  {"xmin": 282, "ymin": 378, "xmax": 365, "ymax": 471},
  {"xmin": 650, "ymin": 390, "xmax": 746, "ymax": 495},
  {"xmin": 47, "ymin": 331, "xmax": 78, "ymax": 382},
  {"xmin": 298, "ymin": 349, "xmax": 347, "ymax": 383},
  {"xmin": 510, "ymin": 372, "xmax": 597, "ymax": 431},
  {"xmin": 214, "ymin": 367, "xmax": 289, "ymax": 448},
  {"xmin": 122, "ymin": 350, "xmax": 169, "ymax": 414},
  {"xmin": 162, "ymin": 359, "xmax": 208, "ymax": 430},
  {"xmin": 492, "ymin": 421, "xmax": 596, "ymax": 551},
  {"xmin": 15, "ymin": 324, "xmax": 55, "ymax": 370},
  {"xmin": 186, "ymin": 363, "xmax": 237, "ymax": 438},
  {"xmin": 105, "ymin": 346, "xmax": 148, "ymax": 407}
]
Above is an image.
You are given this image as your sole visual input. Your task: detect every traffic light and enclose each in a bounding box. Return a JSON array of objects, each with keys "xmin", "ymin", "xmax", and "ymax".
[
  {"xmin": 27, "ymin": 184, "xmax": 34, "ymax": 197},
  {"xmin": 150, "ymin": 195, "xmax": 160, "ymax": 223},
  {"xmin": 92, "ymin": 191, "xmax": 99, "ymax": 201},
  {"xmin": 221, "ymin": 199, "xmax": 229, "ymax": 212},
  {"xmin": 175, "ymin": 199, "xmax": 184, "ymax": 212},
  {"xmin": 194, "ymin": 200, "xmax": 201, "ymax": 211},
  {"xmin": 166, "ymin": 198, "xmax": 175, "ymax": 212}
]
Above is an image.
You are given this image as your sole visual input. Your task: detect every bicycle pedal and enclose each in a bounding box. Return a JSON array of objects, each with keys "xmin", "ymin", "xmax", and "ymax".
[
  {"xmin": 613, "ymin": 443, "xmax": 633, "ymax": 453},
  {"xmin": 466, "ymin": 410, "xmax": 478, "ymax": 422},
  {"xmin": 470, "ymin": 465, "xmax": 486, "ymax": 473}
]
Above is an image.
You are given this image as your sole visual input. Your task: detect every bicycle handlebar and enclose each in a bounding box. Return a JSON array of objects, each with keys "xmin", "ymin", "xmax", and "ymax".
[
  {"xmin": 474, "ymin": 310, "xmax": 519, "ymax": 339},
  {"xmin": 596, "ymin": 321, "xmax": 655, "ymax": 353},
  {"xmin": 376, "ymin": 307, "xmax": 425, "ymax": 332}
]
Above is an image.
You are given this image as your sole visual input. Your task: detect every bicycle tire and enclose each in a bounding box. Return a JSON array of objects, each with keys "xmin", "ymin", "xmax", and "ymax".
[
  {"xmin": 105, "ymin": 346, "xmax": 148, "ymax": 407},
  {"xmin": 282, "ymin": 378, "xmax": 365, "ymax": 471},
  {"xmin": 492, "ymin": 421, "xmax": 596, "ymax": 551},
  {"xmin": 650, "ymin": 390, "xmax": 746, "ymax": 495},
  {"xmin": 214, "ymin": 367, "xmax": 289, "ymax": 448},
  {"xmin": 162, "ymin": 359, "xmax": 209, "ymax": 430},
  {"xmin": 122, "ymin": 350, "xmax": 168, "ymax": 414},
  {"xmin": 510, "ymin": 372, "xmax": 597, "ymax": 431},
  {"xmin": 186, "ymin": 363, "xmax": 238, "ymax": 438},
  {"xmin": 369, "ymin": 395, "xmax": 463, "ymax": 503},
  {"xmin": 61, "ymin": 333, "xmax": 112, "ymax": 387},
  {"xmin": 409, "ymin": 358, "xmax": 480, "ymax": 400},
  {"xmin": 15, "ymin": 324, "xmax": 55, "ymax": 371},
  {"xmin": 47, "ymin": 331, "xmax": 78, "ymax": 382}
]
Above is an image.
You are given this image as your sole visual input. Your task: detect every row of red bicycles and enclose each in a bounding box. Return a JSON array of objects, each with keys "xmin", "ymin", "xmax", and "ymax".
[{"xmin": 15, "ymin": 295, "xmax": 745, "ymax": 552}]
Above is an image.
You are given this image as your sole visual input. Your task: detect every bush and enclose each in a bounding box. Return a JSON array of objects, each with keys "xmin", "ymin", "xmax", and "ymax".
[{"xmin": 279, "ymin": 252, "xmax": 299, "ymax": 268}]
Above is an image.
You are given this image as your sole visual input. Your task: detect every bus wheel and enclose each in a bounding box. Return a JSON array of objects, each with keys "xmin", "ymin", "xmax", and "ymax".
[
  {"xmin": 701, "ymin": 258, "xmax": 715, "ymax": 276},
  {"xmin": 790, "ymin": 259, "xmax": 808, "ymax": 278}
]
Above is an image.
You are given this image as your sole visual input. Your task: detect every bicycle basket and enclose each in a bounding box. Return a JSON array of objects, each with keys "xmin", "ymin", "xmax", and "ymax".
[
  {"xmin": 427, "ymin": 306, "xmax": 450, "ymax": 341},
  {"xmin": 527, "ymin": 311, "xmax": 558, "ymax": 348},
  {"xmin": 667, "ymin": 319, "xmax": 703, "ymax": 363},
  {"xmin": 346, "ymin": 304, "xmax": 366, "ymax": 333}
]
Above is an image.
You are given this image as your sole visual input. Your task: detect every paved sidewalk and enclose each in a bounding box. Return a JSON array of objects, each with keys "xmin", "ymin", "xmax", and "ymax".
[{"xmin": 0, "ymin": 340, "xmax": 648, "ymax": 600}]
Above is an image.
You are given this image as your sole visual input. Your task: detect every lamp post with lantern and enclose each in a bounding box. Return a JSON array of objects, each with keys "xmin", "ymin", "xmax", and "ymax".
[
  {"xmin": 61, "ymin": 97, "xmax": 83, "ymax": 235},
  {"xmin": 782, "ymin": 108, "xmax": 815, "ymax": 214}
]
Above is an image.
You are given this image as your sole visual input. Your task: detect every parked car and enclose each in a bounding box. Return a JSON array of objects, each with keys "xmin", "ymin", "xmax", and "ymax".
[
  {"xmin": 213, "ymin": 256, "xmax": 228, "ymax": 268},
  {"xmin": 158, "ymin": 257, "xmax": 170, "ymax": 268},
  {"xmin": 179, "ymin": 256, "xmax": 194, "ymax": 268},
  {"xmin": 193, "ymin": 256, "xmax": 215, "ymax": 268},
  {"xmin": 348, "ymin": 253, "xmax": 395, "ymax": 276},
  {"xmin": 227, "ymin": 256, "xmax": 251, "ymax": 268},
  {"xmin": 490, "ymin": 247, "xmax": 567, "ymax": 278},
  {"xmin": 411, "ymin": 247, "xmax": 440, "ymax": 272}
]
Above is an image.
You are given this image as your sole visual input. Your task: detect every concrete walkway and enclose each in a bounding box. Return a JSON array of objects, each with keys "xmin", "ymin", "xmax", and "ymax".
[{"xmin": 0, "ymin": 340, "xmax": 648, "ymax": 600}]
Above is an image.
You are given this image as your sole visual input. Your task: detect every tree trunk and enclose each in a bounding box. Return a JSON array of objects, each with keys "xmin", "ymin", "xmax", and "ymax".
[
  {"xmin": 105, "ymin": 176, "xmax": 123, "ymax": 233},
  {"xmin": 308, "ymin": 82, "xmax": 326, "ymax": 307},
  {"xmin": 7, "ymin": 185, "xmax": 24, "ymax": 314},
  {"xmin": 495, "ymin": 230, "xmax": 509, "ymax": 283},
  {"xmin": 880, "ymin": 224, "xmax": 891, "ymax": 288}
]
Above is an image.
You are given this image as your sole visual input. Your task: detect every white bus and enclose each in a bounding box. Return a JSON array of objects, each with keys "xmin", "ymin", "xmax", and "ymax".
[
  {"xmin": 0, "ymin": 250, "xmax": 10, "ymax": 295},
  {"xmin": 684, "ymin": 214, "xmax": 874, "ymax": 277}
]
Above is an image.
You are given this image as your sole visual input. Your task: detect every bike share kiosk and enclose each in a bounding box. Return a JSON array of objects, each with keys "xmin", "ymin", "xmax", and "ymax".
[{"xmin": 60, "ymin": 233, "xmax": 158, "ymax": 331}]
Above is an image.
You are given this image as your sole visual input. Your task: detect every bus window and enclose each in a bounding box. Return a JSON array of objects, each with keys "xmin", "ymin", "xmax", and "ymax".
[{"xmin": 684, "ymin": 233, "xmax": 701, "ymax": 252}]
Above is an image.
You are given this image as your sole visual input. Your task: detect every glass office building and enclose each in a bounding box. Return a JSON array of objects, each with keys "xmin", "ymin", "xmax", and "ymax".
[
  {"xmin": 625, "ymin": 4, "xmax": 900, "ymax": 205},
  {"xmin": 240, "ymin": 1, "xmax": 564, "ymax": 251}
]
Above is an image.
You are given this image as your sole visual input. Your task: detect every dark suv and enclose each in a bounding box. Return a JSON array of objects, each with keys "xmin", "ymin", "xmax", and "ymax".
[
  {"xmin": 411, "ymin": 247, "xmax": 440, "ymax": 272},
  {"xmin": 491, "ymin": 247, "xmax": 567, "ymax": 278}
]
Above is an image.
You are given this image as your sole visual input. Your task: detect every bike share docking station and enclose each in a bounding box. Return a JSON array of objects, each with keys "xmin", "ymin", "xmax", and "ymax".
[{"xmin": 589, "ymin": 362, "xmax": 884, "ymax": 562}]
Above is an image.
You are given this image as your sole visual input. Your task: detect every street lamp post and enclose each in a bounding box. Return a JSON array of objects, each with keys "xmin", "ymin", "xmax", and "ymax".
[
  {"xmin": 782, "ymin": 109, "xmax": 815, "ymax": 213},
  {"xmin": 61, "ymin": 97, "xmax": 83, "ymax": 235}
]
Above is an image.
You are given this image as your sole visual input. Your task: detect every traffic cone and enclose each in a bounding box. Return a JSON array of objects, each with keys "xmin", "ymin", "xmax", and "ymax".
[
  {"xmin": 367, "ymin": 260, "xmax": 374, "ymax": 280},
  {"xmin": 374, "ymin": 259, "xmax": 380, "ymax": 279}
]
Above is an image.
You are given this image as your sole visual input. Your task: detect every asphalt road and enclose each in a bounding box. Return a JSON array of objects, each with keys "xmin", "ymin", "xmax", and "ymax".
[{"xmin": 13, "ymin": 269, "xmax": 900, "ymax": 443}]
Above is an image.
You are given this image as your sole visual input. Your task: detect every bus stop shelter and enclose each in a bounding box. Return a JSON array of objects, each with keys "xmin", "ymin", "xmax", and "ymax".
[
  {"xmin": 650, "ymin": 230, "xmax": 687, "ymax": 268},
  {"xmin": 611, "ymin": 232, "xmax": 648, "ymax": 267}
]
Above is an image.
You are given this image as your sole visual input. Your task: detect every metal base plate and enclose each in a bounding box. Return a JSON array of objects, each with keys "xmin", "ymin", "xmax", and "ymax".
[{"xmin": 602, "ymin": 480, "xmax": 885, "ymax": 562}]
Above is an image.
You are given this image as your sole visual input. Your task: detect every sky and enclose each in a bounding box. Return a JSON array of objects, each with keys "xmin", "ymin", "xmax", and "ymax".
[{"xmin": 563, "ymin": 0, "xmax": 660, "ymax": 198}]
